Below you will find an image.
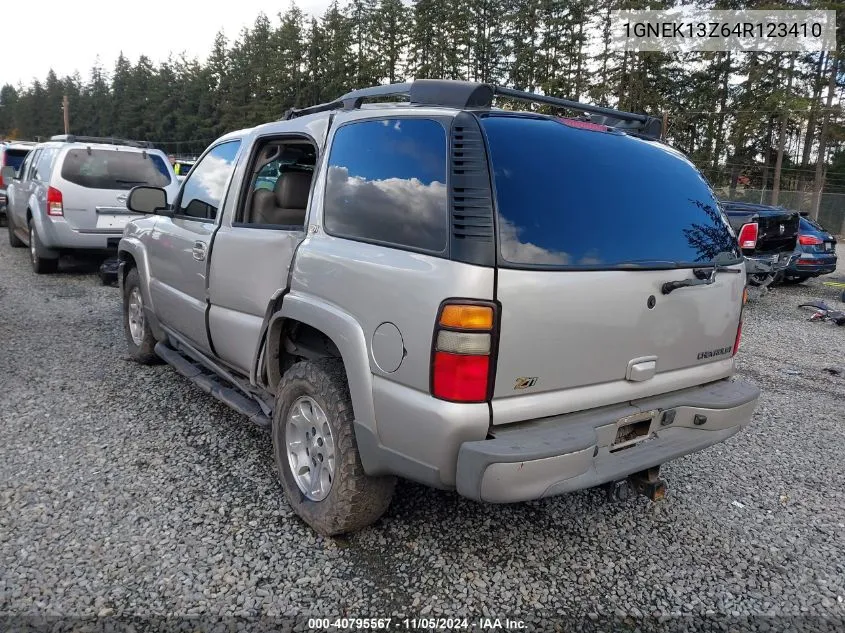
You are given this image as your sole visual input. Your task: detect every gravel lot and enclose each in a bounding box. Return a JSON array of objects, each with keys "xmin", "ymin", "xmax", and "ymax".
[{"xmin": 1, "ymin": 240, "xmax": 844, "ymax": 631}]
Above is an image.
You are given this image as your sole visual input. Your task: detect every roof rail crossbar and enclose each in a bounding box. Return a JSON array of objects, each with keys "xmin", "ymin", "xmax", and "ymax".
[
  {"xmin": 50, "ymin": 134, "xmax": 154, "ymax": 149},
  {"xmin": 492, "ymin": 86, "xmax": 663, "ymax": 139},
  {"xmin": 283, "ymin": 80, "xmax": 663, "ymax": 138}
]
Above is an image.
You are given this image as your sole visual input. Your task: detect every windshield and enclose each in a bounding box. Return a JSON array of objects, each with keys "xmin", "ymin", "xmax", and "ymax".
[
  {"xmin": 61, "ymin": 149, "xmax": 171, "ymax": 189},
  {"xmin": 4, "ymin": 149, "xmax": 29, "ymax": 171},
  {"xmin": 480, "ymin": 115, "xmax": 740, "ymax": 268}
]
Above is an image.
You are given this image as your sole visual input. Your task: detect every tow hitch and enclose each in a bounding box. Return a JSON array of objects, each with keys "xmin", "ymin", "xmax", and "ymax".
[
  {"xmin": 630, "ymin": 467, "xmax": 667, "ymax": 502},
  {"xmin": 605, "ymin": 467, "xmax": 667, "ymax": 503}
]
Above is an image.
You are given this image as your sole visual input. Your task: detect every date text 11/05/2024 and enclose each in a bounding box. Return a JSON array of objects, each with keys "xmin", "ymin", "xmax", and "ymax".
[{"xmin": 308, "ymin": 617, "xmax": 527, "ymax": 630}]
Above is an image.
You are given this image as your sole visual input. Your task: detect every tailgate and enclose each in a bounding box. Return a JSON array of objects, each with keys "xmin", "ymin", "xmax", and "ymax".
[
  {"xmin": 479, "ymin": 114, "xmax": 745, "ymax": 425},
  {"xmin": 494, "ymin": 267, "xmax": 744, "ymax": 405},
  {"xmin": 58, "ymin": 147, "xmax": 173, "ymax": 230},
  {"xmin": 756, "ymin": 212, "xmax": 799, "ymax": 254}
]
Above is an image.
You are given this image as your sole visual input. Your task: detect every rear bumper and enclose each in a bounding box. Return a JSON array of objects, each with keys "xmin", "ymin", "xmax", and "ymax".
[
  {"xmin": 746, "ymin": 251, "xmax": 797, "ymax": 275},
  {"xmin": 456, "ymin": 378, "xmax": 760, "ymax": 503},
  {"xmin": 36, "ymin": 216, "xmax": 123, "ymax": 251},
  {"xmin": 786, "ymin": 253, "xmax": 837, "ymax": 276}
]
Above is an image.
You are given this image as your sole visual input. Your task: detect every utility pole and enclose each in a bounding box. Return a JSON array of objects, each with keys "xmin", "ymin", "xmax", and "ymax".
[{"xmin": 62, "ymin": 95, "xmax": 70, "ymax": 134}]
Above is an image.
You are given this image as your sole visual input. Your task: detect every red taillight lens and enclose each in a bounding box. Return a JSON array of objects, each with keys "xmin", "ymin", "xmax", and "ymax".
[
  {"xmin": 558, "ymin": 118, "xmax": 609, "ymax": 132},
  {"xmin": 737, "ymin": 222, "xmax": 758, "ymax": 249},
  {"xmin": 47, "ymin": 187, "xmax": 63, "ymax": 216},
  {"xmin": 431, "ymin": 301, "xmax": 497, "ymax": 403},
  {"xmin": 797, "ymin": 258, "xmax": 816, "ymax": 266},
  {"xmin": 432, "ymin": 352, "xmax": 490, "ymax": 402},
  {"xmin": 733, "ymin": 320, "xmax": 743, "ymax": 356},
  {"xmin": 798, "ymin": 235, "xmax": 822, "ymax": 246}
]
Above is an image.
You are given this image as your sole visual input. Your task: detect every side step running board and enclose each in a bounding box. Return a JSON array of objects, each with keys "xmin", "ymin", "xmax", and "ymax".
[{"xmin": 154, "ymin": 342, "xmax": 270, "ymax": 428}]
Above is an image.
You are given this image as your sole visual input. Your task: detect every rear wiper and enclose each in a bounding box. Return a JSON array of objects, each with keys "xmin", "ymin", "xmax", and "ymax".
[
  {"xmin": 661, "ymin": 265, "xmax": 741, "ymax": 295},
  {"xmin": 116, "ymin": 179, "xmax": 146, "ymax": 185}
]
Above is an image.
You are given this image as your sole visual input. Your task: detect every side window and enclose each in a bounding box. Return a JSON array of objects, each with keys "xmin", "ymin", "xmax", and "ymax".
[
  {"xmin": 32, "ymin": 149, "xmax": 57, "ymax": 182},
  {"xmin": 324, "ymin": 118, "xmax": 449, "ymax": 253},
  {"xmin": 176, "ymin": 140, "xmax": 241, "ymax": 220},
  {"xmin": 238, "ymin": 140, "xmax": 316, "ymax": 227},
  {"xmin": 20, "ymin": 150, "xmax": 38, "ymax": 181}
]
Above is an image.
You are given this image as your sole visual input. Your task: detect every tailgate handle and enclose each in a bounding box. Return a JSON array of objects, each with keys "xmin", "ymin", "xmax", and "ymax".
[
  {"xmin": 192, "ymin": 241, "xmax": 207, "ymax": 261},
  {"xmin": 626, "ymin": 356, "xmax": 657, "ymax": 382}
]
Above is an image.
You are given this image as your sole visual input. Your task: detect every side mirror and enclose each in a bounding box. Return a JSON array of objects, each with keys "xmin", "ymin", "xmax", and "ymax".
[
  {"xmin": 1, "ymin": 166, "xmax": 18, "ymax": 182},
  {"xmin": 127, "ymin": 186, "xmax": 168, "ymax": 214}
]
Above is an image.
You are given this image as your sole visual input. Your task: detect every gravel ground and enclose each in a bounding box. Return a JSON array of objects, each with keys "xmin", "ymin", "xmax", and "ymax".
[{"xmin": 1, "ymin": 241, "xmax": 844, "ymax": 632}]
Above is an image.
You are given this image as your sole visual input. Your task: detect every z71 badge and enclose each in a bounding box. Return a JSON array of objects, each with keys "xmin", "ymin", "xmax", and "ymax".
[{"xmin": 514, "ymin": 377, "xmax": 538, "ymax": 390}]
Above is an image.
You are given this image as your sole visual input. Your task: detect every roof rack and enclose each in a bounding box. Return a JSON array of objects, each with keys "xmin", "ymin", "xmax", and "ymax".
[
  {"xmin": 49, "ymin": 135, "xmax": 155, "ymax": 149},
  {"xmin": 283, "ymin": 79, "xmax": 663, "ymax": 139}
]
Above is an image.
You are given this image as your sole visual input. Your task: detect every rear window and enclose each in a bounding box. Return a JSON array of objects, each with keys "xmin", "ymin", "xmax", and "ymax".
[
  {"xmin": 3, "ymin": 149, "xmax": 29, "ymax": 171},
  {"xmin": 481, "ymin": 115, "xmax": 740, "ymax": 268},
  {"xmin": 60, "ymin": 149, "xmax": 171, "ymax": 190}
]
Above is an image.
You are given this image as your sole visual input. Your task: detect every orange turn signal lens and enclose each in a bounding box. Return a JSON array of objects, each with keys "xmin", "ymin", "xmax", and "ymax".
[
  {"xmin": 742, "ymin": 288, "xmax": 748, "ymax": 305},
  {"xmin": 439, "ymin": 305, "xmax": 494, "ymax": 330}
]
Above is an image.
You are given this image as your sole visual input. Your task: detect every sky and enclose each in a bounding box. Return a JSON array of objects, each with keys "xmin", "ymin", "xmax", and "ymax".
[{"xmin": 2, "ymin": 0, "xmax": 333, "ymax": 88}]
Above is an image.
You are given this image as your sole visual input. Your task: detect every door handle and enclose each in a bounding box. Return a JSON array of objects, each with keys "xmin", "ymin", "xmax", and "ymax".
[{"xmin": 192, "ymin": 240, "xmax": 207, "ymax": 261}]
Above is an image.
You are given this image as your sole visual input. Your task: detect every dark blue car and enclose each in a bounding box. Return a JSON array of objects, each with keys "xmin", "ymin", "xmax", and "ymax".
[{"xmin": 783, "ymin": 215, "xmax": 838, "ymax": 283}]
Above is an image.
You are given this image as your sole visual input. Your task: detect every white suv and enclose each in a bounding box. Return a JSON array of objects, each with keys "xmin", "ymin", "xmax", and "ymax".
[{"xmin": 3, "ymin": 135, "xmax": 180, "ymax": 273}]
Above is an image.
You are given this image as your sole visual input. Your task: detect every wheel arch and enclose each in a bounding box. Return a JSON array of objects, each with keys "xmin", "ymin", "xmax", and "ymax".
[{"xmin": 263, "ymin": 292, "xmax": 379, "ymax": 453}]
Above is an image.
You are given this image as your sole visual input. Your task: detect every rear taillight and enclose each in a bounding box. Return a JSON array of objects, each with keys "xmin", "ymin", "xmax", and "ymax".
[
  {"xmin": 737, "ymin": 222, "xmax": 758, "ymax": 249},
  {"xmin": 798, "ymin": 235, "xmax": 822, "ymax": 246},
  {"xmin": 47, "ymin": 187, "xmax": 63, "ymax": 216},
  {"xmin": 733, "ymin": 287, "xmax": 748, "ymax": 357},
  {"xmin": 797, "ymin": 258, "xmax": 816, "ymax": 266},
  {"xmin": 431, "ymin": 301, "xmax": 497, "ymax": 403}
]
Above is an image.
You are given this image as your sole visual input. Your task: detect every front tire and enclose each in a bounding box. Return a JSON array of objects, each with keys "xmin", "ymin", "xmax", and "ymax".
[
  {"xmin": 122, "ymin": 267, "xmax": 159, "ymax": 364},
  {"xmin": 29, "ymin": 220, "xmax": 58, "ymax": 274},
  {"xmin": 273, "ymin": 359, "xmax": 395, "ymax": 536}
]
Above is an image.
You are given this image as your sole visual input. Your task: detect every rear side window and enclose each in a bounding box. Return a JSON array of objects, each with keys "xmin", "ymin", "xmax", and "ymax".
[
  {"xmin": 31, "ymin": 149, "xmax": 58, "ymax": 182},
  {"xmin": 481, "ymin": 116, "xmax": 740, "ymax": 268},
  {"xmin": 60, "ymin": 149, "xmax": 172, "ymax": 190},
  {"xmin": 324, "ymin": 118, "xmax": 448, "ymax": 253},
  {"xmin": 3, "ymin": 149, "xmax": 29, "ymax": 171}
]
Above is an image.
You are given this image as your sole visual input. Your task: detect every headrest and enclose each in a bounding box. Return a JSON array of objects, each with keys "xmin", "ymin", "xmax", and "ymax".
[{"xmin": 274, "ymin": 171, "xmax": 311, "ymax": 209}]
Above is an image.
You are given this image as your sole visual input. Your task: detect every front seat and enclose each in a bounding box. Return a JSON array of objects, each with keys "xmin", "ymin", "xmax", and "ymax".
[{"xmin": 251, "ymin": 170, "xmax": 311, "ymax": 226}]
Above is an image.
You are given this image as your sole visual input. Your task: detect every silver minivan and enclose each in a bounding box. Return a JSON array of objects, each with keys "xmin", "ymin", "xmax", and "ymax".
[{"xmin": 4, "ymin": 135, "xmax": 180, "ymax": 273}]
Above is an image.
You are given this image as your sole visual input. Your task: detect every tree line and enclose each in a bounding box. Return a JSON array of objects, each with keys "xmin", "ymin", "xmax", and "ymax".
[{"xmin": 0, "ymin": 0, "xmax": 843, "ymax": 215}]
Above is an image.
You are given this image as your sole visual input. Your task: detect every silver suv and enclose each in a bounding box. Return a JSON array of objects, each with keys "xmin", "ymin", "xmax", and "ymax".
[
  {"xmin": 0, "ymin": 140, "xmax": 35, "ymax": 222},
  {"xmin": 3, "ymin": 135, "xmax": 179, "ymax": 273},
  {"xmin": 118, "ymin": 80, "xmax": 760, "ymax": 536}
]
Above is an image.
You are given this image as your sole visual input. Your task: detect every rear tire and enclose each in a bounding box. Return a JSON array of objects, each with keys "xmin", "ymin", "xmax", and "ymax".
[
  {"xmin": 29, "ymin": 220, "xmax": 58, "ymax": 274},
  {"xmin": 273, "ymin": 359, "xmax": 395, "ymax": 536},
  {"xmin": 7, "ymin": 214, "xmax": 24, "ymax": 248},
  {"xmin": 122, "ymin": 267, "xmax": 159, "ymax": 364}
]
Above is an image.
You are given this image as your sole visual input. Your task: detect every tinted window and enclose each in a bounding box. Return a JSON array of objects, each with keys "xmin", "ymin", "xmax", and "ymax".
[
  {"xmin": 176, "ymin": 140, "xmax": 240, "ymax": 220},
  {"xmin": 32, "ymin": 148, "xmax": 58, "ymax": 182},
  {"xmin": 481, "ymin": 116, "xmax": 740, "ymax": 268},
  {"xmin": 61, "ymin": 149, "xmax": 172, "ymax": 189},
  {"xmin": 22, "ymin": 150, "xmax": 39, "ymax": 180},
  {"xmin": 324, "ymin": 118, "xmax": 448, "ymax": 252},
  {"xmin": 3, "ymin": 149, "xmax": 29, "ymax": 171}
]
